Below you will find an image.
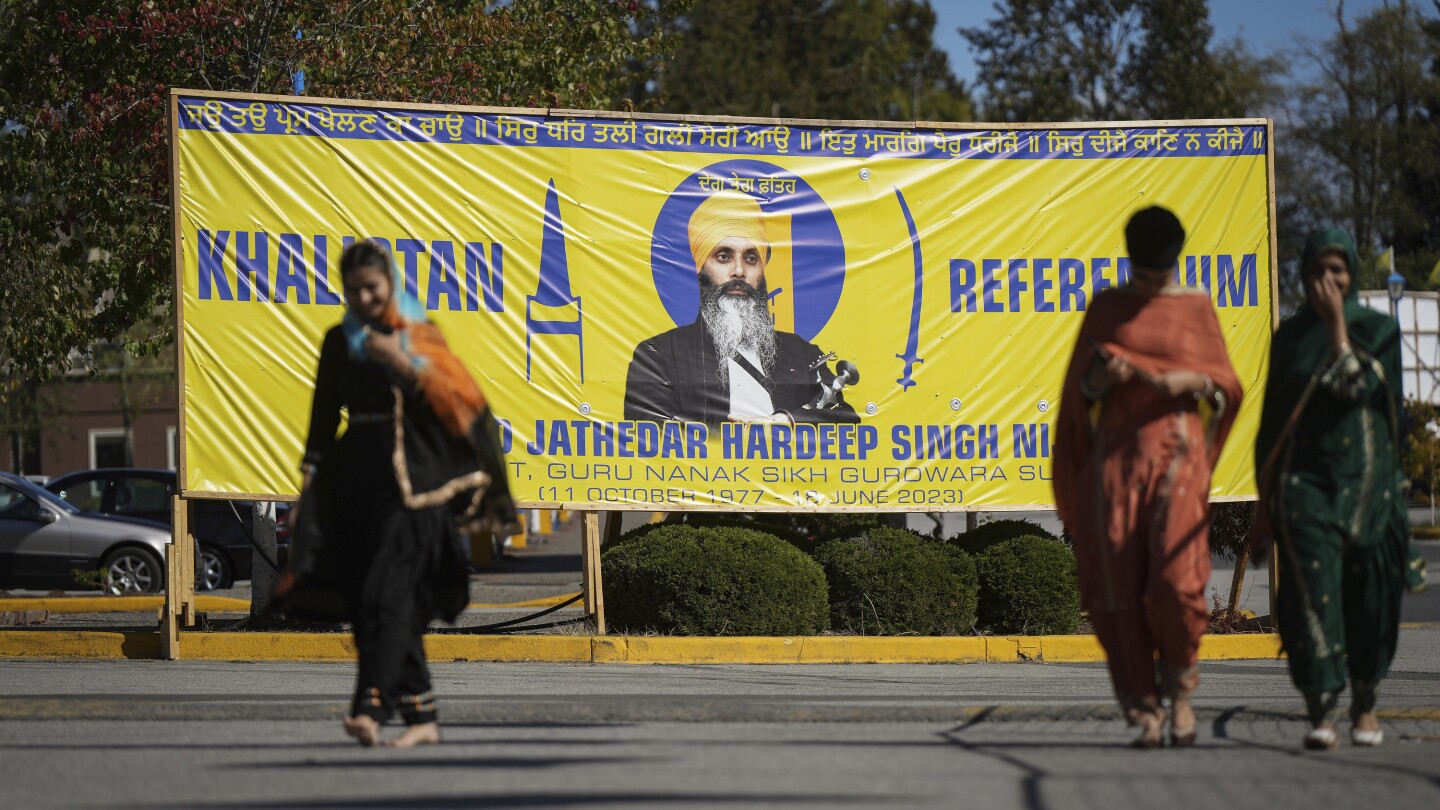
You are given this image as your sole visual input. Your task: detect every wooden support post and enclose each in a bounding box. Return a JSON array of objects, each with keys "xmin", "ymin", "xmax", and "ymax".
[
  {"xmin": 161, "ymin": 542, "xmax": 180, "ymax": 659},
  {"xmin": 469, "ymin": 528, "xmax": 495, "ymax": 569},
  {"xmin": 161, "ymin": 494, "xmax": 192, "ymax": 659},
  {"xmin": 178, "ymin": 501, "xmax": 196, "ymax": 628},
  {"xmin": 1227, "ymin": 544, "xmax": 1249, "ymax": 615},
  {"xmin": 510, "ymin": 511, "xmax": 530, "ymax": 549},
  {"xmin": 582, "ymin": 511, "xmax": 606, "ymax": 634},
  {"xmin": 1268, "ymin": 544, "xmax": 1280, "ymax": 628},
  {"xmin": 603, "ymin": 511, "xmax": 624, "ymax": 546}
]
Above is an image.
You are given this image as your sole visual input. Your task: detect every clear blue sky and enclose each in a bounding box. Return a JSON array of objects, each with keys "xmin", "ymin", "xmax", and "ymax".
[{"xmin": 933, "ymin": 0, "xmax": 1403, "ymax": 90}]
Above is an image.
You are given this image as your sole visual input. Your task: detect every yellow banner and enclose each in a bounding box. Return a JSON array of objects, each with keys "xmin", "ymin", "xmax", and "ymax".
[{"xmin": 173, "ymin": 91, "xmax": 1274, "ymax": 510}]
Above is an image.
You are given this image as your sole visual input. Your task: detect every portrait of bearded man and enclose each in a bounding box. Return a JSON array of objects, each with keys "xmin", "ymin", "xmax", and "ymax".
[{"xmin": 624, "ymin": 190, "xmax": 859, "ymax": 426}]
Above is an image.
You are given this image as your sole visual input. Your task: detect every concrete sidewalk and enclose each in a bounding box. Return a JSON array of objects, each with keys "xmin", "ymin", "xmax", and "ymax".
[
  {"xmin": 3, "ymin": 628, "xmax": 1439, "ymax": 810},
  {"xmin": 4, "ymin": 625, "xmax": 1439, "ymax": 721}
]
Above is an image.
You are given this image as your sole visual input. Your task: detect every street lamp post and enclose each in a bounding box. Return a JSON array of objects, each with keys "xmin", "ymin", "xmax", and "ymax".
[
  {"xmin": 1386, "ymin": 270, "xmax": 1418, "ymax": 520},
  {"xmin": 1388, "ymin": 270, "xmax": 1407, "ymax": 323}
]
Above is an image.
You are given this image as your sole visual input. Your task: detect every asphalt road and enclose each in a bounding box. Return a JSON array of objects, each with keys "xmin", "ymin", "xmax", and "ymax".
[{"xmin": 4, "ymin": 627, "xmax": 1440, "ymax": 810}]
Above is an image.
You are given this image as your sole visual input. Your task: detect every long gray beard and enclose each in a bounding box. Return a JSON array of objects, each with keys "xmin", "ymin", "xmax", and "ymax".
[{"xmin": 702, "ymin": 295, "xmax": 776, "ymax": 387}]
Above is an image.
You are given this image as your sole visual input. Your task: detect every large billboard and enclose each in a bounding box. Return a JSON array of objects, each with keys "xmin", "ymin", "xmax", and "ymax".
[
  {"xmin": 172, "ymin": 90, "xmax": 1276, "ymax": 510},
  {"xmin": 1359, "ymin": 291, "xmax": 1440, "ymax": 404}
]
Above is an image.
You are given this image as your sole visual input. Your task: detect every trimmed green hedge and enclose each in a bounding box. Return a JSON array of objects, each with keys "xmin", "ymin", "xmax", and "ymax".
[
  {"xmin": 666, "ymin": 511, "xmax": 812, "ymax": 549},
  {"xmin": 601, "ymin": 524, "xmax": 829, "ymax": 635},
  {"xmin": 948, "ymin": 519, "xmax": 1060, "ymax": 555},
  {"xmin": 640, "ymin": 511, "xmax": 889, "ymax": 555},
  {"xmin": 971, "ymin": 534, "xmax": 1082, "ymax": 635},
  {"xmin": 814, "ymin": 527, "xmax": 978, "ymax": 635}
]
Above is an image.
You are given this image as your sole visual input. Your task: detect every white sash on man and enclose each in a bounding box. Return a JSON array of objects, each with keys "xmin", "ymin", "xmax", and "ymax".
[{"xmin": 727, "ymin": 347, "xmax": 773, "ymax": 419}]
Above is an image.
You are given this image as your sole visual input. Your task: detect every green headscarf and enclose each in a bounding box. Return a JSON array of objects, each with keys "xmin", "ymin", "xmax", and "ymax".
[{"xmin": 1256, "ymin": 226, "xmax": 1403, "ymax": 488}]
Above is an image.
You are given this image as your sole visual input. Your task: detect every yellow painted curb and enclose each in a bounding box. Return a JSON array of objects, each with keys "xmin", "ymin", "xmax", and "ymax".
[
  {"xmin": 0, "ymin": 594, "xmax": 579, "ymax": 614},
  {"xmin": 429, "ymin": 635, "xmax": 592, "ymax": 662},
  {"xmin": 1198, "ymin": 634, "xmax": 1284, "ymax": 659},
  {"xmin": 0, "ymin": 631, "xmax": 158, "ymax": 659},
  {"xmin": 0, "ymin": 596, "xmax": 251, "ymax": 614},
  {"xmin": 1379, "ymin": 706, "xmax": 1440, "ymax": 720},
  {"xmin": 0, "ymin": 631, "xmax": 1288, "ymax": 663},
  {"xmin": 180, "ymin": 633, "xmax": 595, "ymax": 662}
]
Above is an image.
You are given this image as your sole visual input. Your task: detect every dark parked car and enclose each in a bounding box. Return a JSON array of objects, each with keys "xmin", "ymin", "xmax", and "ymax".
[
  {"xmin": 45, "ymin": 469, "xmax": 288, "ymax": 591},
  {"xmin": 0, "ymin": 471, "xmax": 172, "ymax": 594}
]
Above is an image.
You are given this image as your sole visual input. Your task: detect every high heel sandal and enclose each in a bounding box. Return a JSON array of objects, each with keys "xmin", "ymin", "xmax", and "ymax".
[
  {"xmin": 1132, "ymin": 711, "xmax": 1165, "ymax": 749},
  {"xmin": 1162, "ymin": 666, "xmax": 1199, "ymax": 748},
  {"xmin": 1169, "ymin": 724, "xmax": 1198, "ymax": 748}
]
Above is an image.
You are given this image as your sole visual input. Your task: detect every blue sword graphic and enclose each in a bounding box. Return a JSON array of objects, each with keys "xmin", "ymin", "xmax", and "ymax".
[{"xmin": 894, "ymin": 187, "xmax": 923, "ymax": 391}]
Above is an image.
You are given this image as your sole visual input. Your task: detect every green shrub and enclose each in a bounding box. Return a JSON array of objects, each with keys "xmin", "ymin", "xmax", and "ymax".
[
  {"xmin": 601, "ymin": 525, "xmax": 829, "ymax": 635},
  {"xmin": 67, "ymin": 568, "xmax": 107, "ymax": 591},
  {"xmin": 814, "ymin": 527, "xmax": 978, "ymax": 635},
  {"xmin": 948, "ymin": 519, "xmax": 1060, "ymax": 556},
  {"xmin": 972, "ymin": 534, "xmax": 1081, "ymax": 635},
  {"xmin": 641, "ymin": 511, "xmax": 885, "ymax": 555},
  {"xmin": 804, "ymin": 513, "xmax": 888, "ymax": 544},
  {"xmin": 1208, "ymin": 501, "xmax": 1255, "ymax": 562},
  {"xmin": 671, "ymin": 511, "xmax": 811, "ymax": 549}
]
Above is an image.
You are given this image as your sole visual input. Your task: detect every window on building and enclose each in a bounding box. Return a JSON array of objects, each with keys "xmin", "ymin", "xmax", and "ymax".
[
  {"xmin": 9, "ymin": 430, "xmax": 41, "ymax": 476},
  {"xmin": 166, "ymin": 426, "xmax": 177, "ymax": 471},
  {"xmin": 89, "ymin": 429, "xmax": 130, "ymax": 469}
]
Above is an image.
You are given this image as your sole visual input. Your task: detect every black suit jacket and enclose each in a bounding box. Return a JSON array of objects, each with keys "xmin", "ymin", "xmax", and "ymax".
[{"xmin": 623, "ymin": 320, "xmax": 859, "ymax": 426}]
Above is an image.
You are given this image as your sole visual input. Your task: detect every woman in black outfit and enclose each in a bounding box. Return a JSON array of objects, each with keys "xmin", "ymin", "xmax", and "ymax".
[{"xmin": 279, "ymin": 239, "xmax": 512, "ymax": 748}]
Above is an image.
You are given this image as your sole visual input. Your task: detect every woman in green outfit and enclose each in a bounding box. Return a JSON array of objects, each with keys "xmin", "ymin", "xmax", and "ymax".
[{"xmin": 1255, "ymin": 228, "xmax": 1409, "ymax": 750}]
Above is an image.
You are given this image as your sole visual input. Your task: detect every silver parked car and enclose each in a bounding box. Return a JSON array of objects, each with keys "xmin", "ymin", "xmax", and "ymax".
[{"xmin": 0, "ymin": 471, "xmax": 173, "ymax": 594}]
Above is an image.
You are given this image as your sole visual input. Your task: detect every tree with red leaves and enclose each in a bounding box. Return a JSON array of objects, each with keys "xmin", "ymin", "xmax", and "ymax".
[{"xmin": 0, "ymin": 0, "xmax": 684, "ymax": 387}]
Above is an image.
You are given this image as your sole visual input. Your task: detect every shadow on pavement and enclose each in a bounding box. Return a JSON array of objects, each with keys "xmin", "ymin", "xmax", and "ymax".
[
  {"xmin": 226, "ymin": 754, "xmax": 653, "ymax": 770},
  {"xmin": 142, "ymin": 792, "xmax": 893, "ymax": 809}
]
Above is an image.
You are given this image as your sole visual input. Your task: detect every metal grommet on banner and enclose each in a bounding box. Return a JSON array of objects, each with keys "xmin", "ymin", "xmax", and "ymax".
[
  {"xmin": 950, "ymin": 398, "xmax": 962, "ymax": 411},
  {"xmin": 859, "ymin": 168, "xmax": 870, "ymax": 180},
  {"xmin": 578, "ymin": 402, "xmax": 592, "ymax": 416},
  {"xmin": 865, "ymin": 402, "xmax": 877, "ymax": 415},
  {"xmin": 1037, "ymin": 400, "xmax": 1050, "ymax": 413}
]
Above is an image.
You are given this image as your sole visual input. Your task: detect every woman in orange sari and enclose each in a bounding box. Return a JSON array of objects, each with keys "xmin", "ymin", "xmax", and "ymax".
[{"xmin": 1054, "ymin": 207, "xmax": 1242, "ymax": 748}]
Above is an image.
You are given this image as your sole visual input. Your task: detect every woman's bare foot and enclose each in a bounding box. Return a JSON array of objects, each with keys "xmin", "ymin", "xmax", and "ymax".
[
  {"xmin": 384, "ymin": 722, "xmax": 441, "ymax": 748},
  {"xmin": 1128, "ymin": 708, "xmax": 1166, "ymax": 749},
  {"xmin": 1169, "ymin": 697, "xmax": 1197, "ymax": 747},
  {"xmin": 343, "ymin": 715, "xmax": 382, "ymax": 747}
]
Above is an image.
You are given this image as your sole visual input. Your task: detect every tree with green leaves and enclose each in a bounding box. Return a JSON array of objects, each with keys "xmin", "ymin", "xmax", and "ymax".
[
  {"xmin": 962, "ymin": 0, "xmax": 1141, "ymax": 122},
  {"xmin": 1403, "ymin": 399, "xmax": 1440, "ymax": 516},
  {"xmin": 1287, "ymin": 0, "xmax": 1440, "ymax": 290},
  {"xmin": 655, "ymin": 0, "xmax": 971, "ymax": 122},
  {"xmin": 1123, "ymin": 0, "xmax": 1282, "ymax": 120},
  {"xmin": 0, "ymin": 0, "xmax": 685, "ymax": 393},
  {"xmin": 963, "ymin": 0, "xmax": 1279, "ymax": 122}
]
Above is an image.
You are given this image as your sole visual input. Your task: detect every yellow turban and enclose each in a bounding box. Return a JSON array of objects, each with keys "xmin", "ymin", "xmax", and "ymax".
[{"xmin": 688, "ymin": 191, "xmax": 771, "ymax": 271}]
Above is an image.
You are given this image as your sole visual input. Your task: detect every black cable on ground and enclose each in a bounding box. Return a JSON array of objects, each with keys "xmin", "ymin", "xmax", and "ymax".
[
  {"xmin": 213, "ymin": 502, "xmax": 587, "ymax": 633},
  {"xmin": 444, "ymin": 591, "xmax": 587, "ymax": 633},
  {"xmin": 197, "ymin": 576, "xmax": 584, "ymax": 634},
  {"xmin": 489, "ymin": 614, "xmax": 593, "ymax": 633},
  {"xmin": 226, "ymin": 500, "xmax": 282, "ymax": 573}
]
